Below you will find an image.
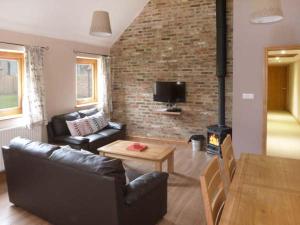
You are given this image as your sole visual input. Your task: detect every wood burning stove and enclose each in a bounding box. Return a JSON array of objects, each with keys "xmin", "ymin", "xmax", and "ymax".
[
  {"xmin": 207, "ymin": 125, "xmax": 232, "ymax": 155},
  {"xmin": 206, "ymin": 0, "xmax": 232, "ymax": 156}
]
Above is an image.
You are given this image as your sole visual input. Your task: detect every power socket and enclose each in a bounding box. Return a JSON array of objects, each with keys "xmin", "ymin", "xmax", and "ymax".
[{"xmin": 242, "ymin": 93, "xmax": 255, "ymax": 100}]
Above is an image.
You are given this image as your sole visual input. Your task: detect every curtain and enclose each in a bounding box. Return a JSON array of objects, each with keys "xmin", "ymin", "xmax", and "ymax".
[
  {"xmin": 23, "ymin": 46, "xmax": 47, "ymax": 128},
  {"xmin": 97, "ymin": 56, "xmax": 112, "ymax": 119}
]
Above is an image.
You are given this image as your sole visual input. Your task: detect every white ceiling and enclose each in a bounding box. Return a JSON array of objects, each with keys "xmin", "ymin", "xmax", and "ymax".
[{"xmin": 0, "ymin": 0, "xmax": 149, "ymax": 47}]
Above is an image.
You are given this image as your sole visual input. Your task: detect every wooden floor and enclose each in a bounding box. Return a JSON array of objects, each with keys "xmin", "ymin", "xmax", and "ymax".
[
  {"xmin": 0, "ymin": 138, "xmax": 213, "ymax": 225},
  {"xmin": 267, "ymin": 111, "xmax": 300, "ymax": 159}
]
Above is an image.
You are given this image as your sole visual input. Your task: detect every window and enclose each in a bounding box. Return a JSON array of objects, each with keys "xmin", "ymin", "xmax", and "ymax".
[
  {"xmin": 76, "ymin": 57, "xmax": 98, "ymax": 106},
  {"xmin": 0, "ymin": 51, "xmax": 24, "ymax": 118}
]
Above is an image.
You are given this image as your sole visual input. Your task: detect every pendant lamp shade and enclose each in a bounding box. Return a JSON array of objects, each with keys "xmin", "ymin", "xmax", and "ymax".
[
  {"xmin": 250, "ymin": 0, "xmax": 283, "ymax": 24},
  {"xmin": 90, "ymin": 11, "xmax": 112, "ymax": 37}
]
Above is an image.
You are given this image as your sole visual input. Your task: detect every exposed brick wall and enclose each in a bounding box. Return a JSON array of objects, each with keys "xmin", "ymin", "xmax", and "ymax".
[{"xmin": 111, "ymin": 0, "xmax": 233, "ymax": 140}]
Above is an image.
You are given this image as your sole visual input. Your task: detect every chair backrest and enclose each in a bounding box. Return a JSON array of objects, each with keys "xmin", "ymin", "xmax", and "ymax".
[
  {"xmin": 221, "ymin": 134, "xmax": 236, "ymax": 182},
  {"xmin": 200, "ymin": 156, "xmax": 226, "ymax": 225}
]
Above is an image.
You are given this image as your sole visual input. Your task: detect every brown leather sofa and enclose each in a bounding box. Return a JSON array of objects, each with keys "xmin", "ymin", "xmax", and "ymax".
[
  {"xmin": 47, "ymin": 108, "xmax": 126, "ymax": 154},
  {"xmin": 2, "ymin": 137, "xmax": 168, "ymax": 225}
]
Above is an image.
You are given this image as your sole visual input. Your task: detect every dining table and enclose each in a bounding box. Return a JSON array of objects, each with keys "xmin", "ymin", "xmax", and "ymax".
[{"xmin": 219, "ymin": 153, "xmax": 300, "ymax": 225}]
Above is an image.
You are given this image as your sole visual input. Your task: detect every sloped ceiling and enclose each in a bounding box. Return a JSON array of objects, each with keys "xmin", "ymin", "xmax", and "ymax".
[{"xmin": 0, "ymin": 0, "xmax": 150, "ymax": 47}]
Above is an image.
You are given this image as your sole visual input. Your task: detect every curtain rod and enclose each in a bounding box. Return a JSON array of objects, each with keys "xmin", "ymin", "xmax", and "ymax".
[
  {"xmin": 73, "ymin": 50, "xmax": 110, "ymax": 58},
  {"xmin": 0, "ymin": 41, "xmax": 49, "ymax": 50}
]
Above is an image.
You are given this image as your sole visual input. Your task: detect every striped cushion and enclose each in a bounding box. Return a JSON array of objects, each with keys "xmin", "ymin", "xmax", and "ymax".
[
  {"xmin": 87, "ymin": 112, "xmax": 109, "ymax": 133},
  {"xmin": 66, "ymin": 117, "xmax": 93, "ymax": 137}
]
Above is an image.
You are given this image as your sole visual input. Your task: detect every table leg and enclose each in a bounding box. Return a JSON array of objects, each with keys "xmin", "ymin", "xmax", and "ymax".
[
  {"xmin": 155, "ymin": 161, "xmax": 162, "ymax": 172},
  {"xmin": 168, "ymin": 152, "xmax": 174, "ymax": 173}
]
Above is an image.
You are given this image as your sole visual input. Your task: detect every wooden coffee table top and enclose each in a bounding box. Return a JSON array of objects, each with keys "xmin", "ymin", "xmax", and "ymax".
[{"xmin": 98, "ymin": 140, "xmax": 175, "ymax": 161}]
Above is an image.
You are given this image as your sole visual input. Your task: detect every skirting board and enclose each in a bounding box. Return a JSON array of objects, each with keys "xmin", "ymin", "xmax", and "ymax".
[{"xmin": 127, "ymin": 135, "xmax": 188, "ymax": 144}]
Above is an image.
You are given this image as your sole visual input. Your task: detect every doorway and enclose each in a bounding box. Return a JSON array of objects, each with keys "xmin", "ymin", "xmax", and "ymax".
[
  {"xmin": 268, "ymin": 65, "xmax": 288, "ymax": 111},
  {"xmin": 265, "ymin": 47, "xmax": 300, "ymax": 159}
]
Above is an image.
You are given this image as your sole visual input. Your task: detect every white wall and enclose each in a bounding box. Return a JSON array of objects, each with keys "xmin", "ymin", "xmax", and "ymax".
[
  {"xmin": 0, "ymin": 29, "xmax": 110, "ymax": 171},
  {"xmin": 0, "ymin": 29, "xmax": 109, "ymax": 131},
  {"xmin": 233, "ymin": 0, "xmax": 300, "ymax": 157},
  {"xmin": 287, "ymin": 61, "xmax": 300, "ymax": 122}
]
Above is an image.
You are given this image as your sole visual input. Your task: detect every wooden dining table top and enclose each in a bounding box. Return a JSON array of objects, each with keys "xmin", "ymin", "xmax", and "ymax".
[{"xmin": 219, "ymin": 153, "xmax": 300, "ymax": 225}]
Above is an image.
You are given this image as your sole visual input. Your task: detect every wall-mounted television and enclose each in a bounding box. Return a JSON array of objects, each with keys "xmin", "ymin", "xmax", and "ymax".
[{"xmin": 153, "ymin": 81, "xmax": 186, "ymax": 103}]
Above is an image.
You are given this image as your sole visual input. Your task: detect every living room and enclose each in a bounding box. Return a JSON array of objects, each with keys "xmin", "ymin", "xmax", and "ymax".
[{"xmin": 0, "ymin": 0, "xmax": 300, "ymax": 225}]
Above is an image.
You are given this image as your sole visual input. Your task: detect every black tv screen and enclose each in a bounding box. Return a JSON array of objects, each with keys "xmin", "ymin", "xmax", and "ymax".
[{"xmin": 153, "ymin": 81, "xmax": 186, "ymax": 103}]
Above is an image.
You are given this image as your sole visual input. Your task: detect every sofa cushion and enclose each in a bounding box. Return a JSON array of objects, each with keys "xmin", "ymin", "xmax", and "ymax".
[
  {"xmin": 66, "ymin": 117, "xmax": 94, "ymax": 136},
  {"xmin": 85, "ymin": 131, "xmax": 125, "ymax": 152},
  {"xmin": 9, "ymin": 137, "xmax": 60, "ymax": 159},
  {"xmin": 84, "ymin": 134, "xmax": 106, "ymax": 143},
  {"xmin": 80, "ymin": 149, "xmax": 93, "ymax": 155},
  {"xmin": 49, "ymin": 147, "xmax": 126, "ymax": 186},
  {"xmin": 108, "ymin": 122, "xmax": 125, "ymax": 130},
  {"xmin": 78, "ymin": 107, "xmax": 99, "ymax": 117},
  {"xmin": 88, "ymin": 112, "xmax": 109, "ymax": 133},
  {"xmin": 97, "ymin": 129, "xmax": 120, "ymax": 137},
  {"xmin": 52, "ymin": 112, "xmax": 81, "ymax": 136},
  {"xmin": 84, "ymin": 134, "xmax": 111, "ymax": 152},
  {"xmin": 53, "ymin": 136, "xmax": 89, "ymax": 145}
]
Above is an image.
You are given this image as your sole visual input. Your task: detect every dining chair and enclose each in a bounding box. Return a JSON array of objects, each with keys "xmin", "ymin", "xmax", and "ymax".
[
  {"xmin": 200, "ymin": 156, "xmax": 226, "ymax": 225},
  {"xmin": 221, "ymin": 134, "xmax": 237, "ymax": 182}
]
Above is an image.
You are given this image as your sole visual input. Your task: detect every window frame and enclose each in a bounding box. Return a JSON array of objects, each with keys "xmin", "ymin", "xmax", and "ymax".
[
  {"xmin": 0, "ymin": 51, "xmax": 24, "ymax": 118},
  {"xmin": 75, "ymin": 57, "xmax": 98, "ymax": 106}
]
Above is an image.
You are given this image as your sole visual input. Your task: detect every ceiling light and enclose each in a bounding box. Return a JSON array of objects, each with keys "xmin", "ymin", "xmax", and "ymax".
[
  {"xmin": 281, "ymin": 50, "xmax": 286, "ymax": 54},
  {"xmin": 276, "ymin": 57, "xmax": 280, "ymax": 60},
  {"xmin": 250, "ymin": 0, "xmax": 283, "ymax": 24},
  {"xmin": 90, "ymin": 11, "xmax": 112, "ymax": 37}
]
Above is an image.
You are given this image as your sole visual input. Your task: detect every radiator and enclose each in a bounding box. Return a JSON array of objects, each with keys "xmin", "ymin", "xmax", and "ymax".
[{"xmin": 0, "ymin": 125, "xmax": 42, "ymax": 171}]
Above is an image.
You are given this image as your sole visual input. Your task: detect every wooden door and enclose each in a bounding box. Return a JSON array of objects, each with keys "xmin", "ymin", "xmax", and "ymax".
[{"xmin": 268, "ymin": 66, "xmax": 288, "ymax": 111}]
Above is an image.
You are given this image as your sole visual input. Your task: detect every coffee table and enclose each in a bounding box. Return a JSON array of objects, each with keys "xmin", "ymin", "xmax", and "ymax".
[{"xmin": 98, "ymin": 140, "xmax": 175, "ymax": 173}]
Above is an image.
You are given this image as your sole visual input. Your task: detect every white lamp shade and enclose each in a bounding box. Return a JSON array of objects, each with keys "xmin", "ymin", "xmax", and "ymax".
[
  {"xmin": 250, "ymin": 0, "xmax": 283, "ymax": 24},
  {"xmin": 90, "ymin": 11, "xmax": 112, "ymax": 37}
]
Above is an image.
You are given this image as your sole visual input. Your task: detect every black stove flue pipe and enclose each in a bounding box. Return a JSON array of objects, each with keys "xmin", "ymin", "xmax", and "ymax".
[{"xmin": 216, "ymin": 0, "xmax": 227, "ymax": 127}]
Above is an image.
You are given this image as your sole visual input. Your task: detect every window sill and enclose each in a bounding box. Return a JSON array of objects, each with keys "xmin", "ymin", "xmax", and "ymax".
[
  {"xmin": 75, "ymin": 102, "xmax": 98, "ymax": 108},
  {"xmin": 0, "ymin": 114, "xmax": 23, "ymax": 121}
]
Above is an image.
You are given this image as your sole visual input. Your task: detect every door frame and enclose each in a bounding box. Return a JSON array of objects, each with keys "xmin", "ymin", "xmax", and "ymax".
[{"xmin": 262, "ymin": 45, "xmax": 300, "ymax": 155}]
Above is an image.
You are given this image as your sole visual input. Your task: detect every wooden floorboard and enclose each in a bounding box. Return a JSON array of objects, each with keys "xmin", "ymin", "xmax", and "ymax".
[
  {"xmin": 0, "ymin": 171, "xmax": 6, "ymax": 184},
  {"xmin": 0, "ymin": 138, "xmax": 213, "ymax": 225}
]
